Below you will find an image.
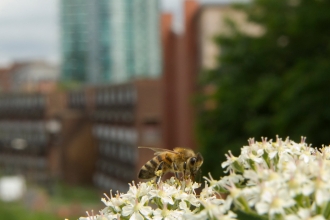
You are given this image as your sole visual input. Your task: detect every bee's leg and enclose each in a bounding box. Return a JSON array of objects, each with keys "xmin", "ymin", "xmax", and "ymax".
[
  {"xmin": 183, "ymin": 162, "xmax": 187, "ymax": 180},
  {"xmin": 172, "ymin": 163, "xmax": 180, "ymax": 179},
  {"xmin": 155, "ymin": 161, "xmax": 164, "ymax": 184}
]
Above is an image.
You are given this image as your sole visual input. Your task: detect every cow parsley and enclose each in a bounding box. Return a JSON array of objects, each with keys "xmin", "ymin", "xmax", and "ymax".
[{"xmin": 79, "ymin": 136, "xmax": 330, "ymax": 220}]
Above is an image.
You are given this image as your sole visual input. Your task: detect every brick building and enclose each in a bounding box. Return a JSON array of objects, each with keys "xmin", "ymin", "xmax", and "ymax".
[
  {"xmin": 161, "ymin": 0, "xmax": 262, "ymax": 152},
  {"xmin": 0, "ymin": 67, "xmax": 11, "ymax": 92}
]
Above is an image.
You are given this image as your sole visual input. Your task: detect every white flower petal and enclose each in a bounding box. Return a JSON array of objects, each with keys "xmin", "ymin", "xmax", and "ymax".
[
  {"xmin": 162, "ymin": 196, "xmax": 174, "ymax": 205},
  {"xmin": 130, "ymin": 212, "xmax": 144, "ymax": 220},
  {"xmin": 256, "ymin": 202, "xmax": 269, "ymax": 215},
  {"xmin": 122, "ymin": 205, "xmax": 134, "ymax": 217},
  {"xmin": 139, "ymin": 206, "xmax": 152, "ymax": 216}
]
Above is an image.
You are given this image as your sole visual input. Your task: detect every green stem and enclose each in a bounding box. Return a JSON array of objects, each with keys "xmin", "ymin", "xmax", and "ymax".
[{"xmin": 322, "ymin": 202, "xmax": 330, "ymax": 218}]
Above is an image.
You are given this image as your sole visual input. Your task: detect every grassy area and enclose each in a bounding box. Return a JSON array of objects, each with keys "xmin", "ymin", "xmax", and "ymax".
[
  {"xmin": 0, "ymin": 182, "xmax": 103, "ymax": 220},
  {"xmin": 51, "ymin": 182, "xmax": 102, "ymax": 205},
  {"xmin": 0, "ymin": 201, "xmax": 59, "ymax": 220}
]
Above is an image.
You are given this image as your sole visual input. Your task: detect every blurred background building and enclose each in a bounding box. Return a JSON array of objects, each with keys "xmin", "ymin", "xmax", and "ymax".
[
  {"xmin": 0, "ymin": 0, "xmax": 252, "ymax": 189},
  {"xmin": 60, "ymin": 0, "xmax": 161, "ymax": 84},
  {"xmin": 9, "ymin": 61, "xmax": 60, "ymax": 93},
  {"xmin": 0, "ymin": 61, "xmax": 59, "ymax": 93},
  {"xmin": 0, "ymin": 0, "xmax": 258, "ymax": 218}
]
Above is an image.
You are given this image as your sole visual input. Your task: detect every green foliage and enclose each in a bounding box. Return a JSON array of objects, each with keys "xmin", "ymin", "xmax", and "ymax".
[
  {"xmin": 196, "ymin": 0, "xmax": 330, "ymax": 178},
  {"xmin": 0, "ymin": 201, "xmax": 58, "ymax": 220},
  {"xmin": 52, "ymin": 182, "xmax": 102, "ymax": 205},
  {"xmin": 0, "ymin": 183, "xmax": 101, "ymax": 220}
]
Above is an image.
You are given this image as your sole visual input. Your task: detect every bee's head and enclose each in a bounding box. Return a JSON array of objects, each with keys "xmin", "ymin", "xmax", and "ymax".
[{"xmin": 187, "ymin": 152, "xmax": 204, "ymax": 176}]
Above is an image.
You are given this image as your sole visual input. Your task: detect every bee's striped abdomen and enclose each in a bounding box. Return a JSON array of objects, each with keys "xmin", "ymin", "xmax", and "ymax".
[
  {"xmin": 138, "ymin": 155, "xmax": 162, "ymax": 179},
  {"xmin": 164, "ymin": 154, "xmax": 173, "ymax": 164}
]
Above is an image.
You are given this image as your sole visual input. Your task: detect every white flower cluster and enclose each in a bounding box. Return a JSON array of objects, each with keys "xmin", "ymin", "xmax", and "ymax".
[
  {"xmin": 215, "ymin": 136, "xmax": 330, "ymax": 220},
  {"xmin": 79, "ymin": 177, "xmax": 235, "ymax": 220},
  {"xmin": 80, "ymin": 136, "xmax": 330, "ymax": 220}
]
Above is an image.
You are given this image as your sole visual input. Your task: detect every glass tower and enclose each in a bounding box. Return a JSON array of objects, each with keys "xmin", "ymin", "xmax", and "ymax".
[
  {"xmin": 60, "ymin": 0, "xmax": 89, "ymax": 82},
  {"xmin": 60, "ymin": 0, "xmax": 161, "ymax": 84}
]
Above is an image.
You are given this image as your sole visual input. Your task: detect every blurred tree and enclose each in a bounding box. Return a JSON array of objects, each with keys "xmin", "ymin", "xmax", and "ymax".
[{"xmin": 196, "ymin": 0, "xmax": 330, "ymax": 179}]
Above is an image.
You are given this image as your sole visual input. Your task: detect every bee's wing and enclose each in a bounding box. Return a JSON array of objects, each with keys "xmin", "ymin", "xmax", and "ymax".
[{"xmin": 138, "ymin": 146, "xmax": 180, "ymax": 156}]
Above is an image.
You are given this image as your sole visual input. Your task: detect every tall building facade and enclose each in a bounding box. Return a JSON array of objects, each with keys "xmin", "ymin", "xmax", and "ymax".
[
  {"xmin": 60, "ymin": 0, "xmax": 162, "ymax": 84},
  {"xmin": 61, "ymin": 0, "xmax": 89, "ymax": 82}
]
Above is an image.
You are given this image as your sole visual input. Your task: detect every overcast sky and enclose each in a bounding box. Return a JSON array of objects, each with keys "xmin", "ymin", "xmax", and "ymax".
[
  {"xmin": 0, "ymin": 0, "xmax": 227, "ymax": 67},
  {"xmin": 0, "ymin": 0, "xmax": 59, "ymax": 67}
]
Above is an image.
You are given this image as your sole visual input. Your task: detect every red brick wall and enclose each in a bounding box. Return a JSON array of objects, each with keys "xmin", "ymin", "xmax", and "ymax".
[
  {"xmin": 162, "ymin": 1, "xmax": 200, "ymax": 151},
  {"xmin": 0, "ymin": 68, "xmax": 11, "ymax": 92}
]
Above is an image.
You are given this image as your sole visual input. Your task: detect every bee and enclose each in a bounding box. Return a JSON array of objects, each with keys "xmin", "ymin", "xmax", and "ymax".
[{"xmin": 138, "ymin": 147, "xmax": 203, "ymax": 183}]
